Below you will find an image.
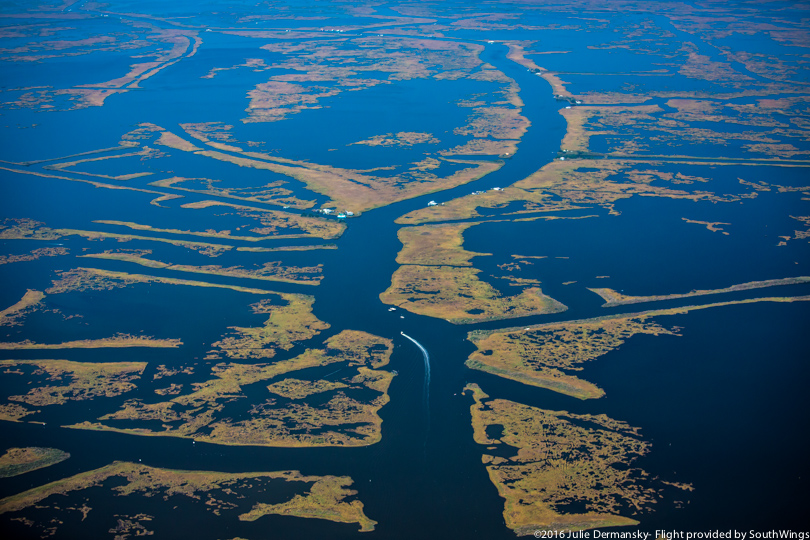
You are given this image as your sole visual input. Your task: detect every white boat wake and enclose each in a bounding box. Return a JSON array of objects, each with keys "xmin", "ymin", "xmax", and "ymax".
[{"xmin": 401, "ymin": 332, "xmax": 430, "ymax": 413}]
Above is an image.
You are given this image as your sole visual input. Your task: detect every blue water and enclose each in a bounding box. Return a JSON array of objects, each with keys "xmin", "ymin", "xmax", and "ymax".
[{"xmin": 582, "ymin": 301, "xmax": 810, "ymax": 530}]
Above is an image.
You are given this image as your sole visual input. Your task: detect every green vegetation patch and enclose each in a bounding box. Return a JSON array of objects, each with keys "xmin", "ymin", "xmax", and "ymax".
[
  {"xmin": 209, "ymin": 294, "xmax": 330, "ymax": 360},
  {"xmin": 267, "ymin": 378, "xmax": 348, "ymax": 399},
  {"xmin": 45, "ymin": 268, "xmax": 276, "ymax": 295},
  {"xmin": 0, "ymin": 333, "xmax": 182, "ymax": 350},
  {"xmin": 0, "ymin": 447, "xmax": 70, "ymax": 478},
  {"xmin": 464, "ymin": 384, "xmax": 679, "ymax": 535},
  {"xmin": 80, "ymin": 251, "xmax": 323, "ymax": 286},
  {"xmin": 0, "ymin": 290, "xmax": 44, "ymax": 327},
  {"xmin": 589, "ymin": 276, "xmax": 810, "ymax": 307},
  {"xmin": 67, "ymin": 331, "xmax": 395, "ymax": 447},
  {"xmin": 395, "ymin": 222, "xmax": 490, "ymax": 266},
  {"xmin": 0, "ymin": 359, "xmax": 146, "ymax": 411},
  {"xmin": 380, "ymin": 265, "xmax": 566, "ymax": 324},
  {"xmin": 467, "ymin": 317, "xmax": 679, "ymax": 400},
  {"xmin": 0, "ymin": 462, "xmax": 376, "ymax": 534}
]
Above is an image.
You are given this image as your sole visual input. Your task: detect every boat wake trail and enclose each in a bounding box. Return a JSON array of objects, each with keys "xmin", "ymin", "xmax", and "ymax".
[{"xmin": 401, "ymin": 332, "xmax": 430, "ymax": 427}]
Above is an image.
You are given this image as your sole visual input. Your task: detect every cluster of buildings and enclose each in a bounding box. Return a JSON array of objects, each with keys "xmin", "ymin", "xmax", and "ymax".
[{"xmin": 314, "ymin": 208, "xmax": 354, "ymax": 219}]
